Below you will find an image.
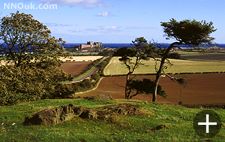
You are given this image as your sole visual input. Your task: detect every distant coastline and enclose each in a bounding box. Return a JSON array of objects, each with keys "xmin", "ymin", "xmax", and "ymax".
[
  {"xmin": 64, "ymin": 43, "xmax": 133, "ymax": 48},
  {"xmin": 64, "ymin": 43, "xmax": 225, "ymax": 49}
]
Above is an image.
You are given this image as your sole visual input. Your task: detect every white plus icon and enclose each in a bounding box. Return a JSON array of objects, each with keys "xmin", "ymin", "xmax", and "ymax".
[{"xmin": 198, "ymin": 114, "xmax": 217, "ymax": 133}]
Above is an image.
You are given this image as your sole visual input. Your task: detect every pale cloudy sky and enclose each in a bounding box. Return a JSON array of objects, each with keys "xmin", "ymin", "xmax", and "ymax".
[{"xmin": 0, "ymin": 0, "xmax": 224, "ymax": 43}]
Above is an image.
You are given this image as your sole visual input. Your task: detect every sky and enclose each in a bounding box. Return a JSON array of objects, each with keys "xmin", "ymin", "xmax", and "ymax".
[{"xmin": 0, "ymin": 0, "xmax": 224, "ymax": 43}]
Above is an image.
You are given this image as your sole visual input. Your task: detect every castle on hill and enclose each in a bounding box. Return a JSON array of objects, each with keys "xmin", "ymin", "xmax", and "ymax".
[{"xmin": 79, "ymin": 41, "xmax": 103, "ymax": 52}]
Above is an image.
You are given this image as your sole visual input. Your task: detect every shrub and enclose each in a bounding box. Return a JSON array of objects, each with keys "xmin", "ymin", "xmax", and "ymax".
[
  {"xmin": 53, "ymin": 84, "xmax": 76, "ymax": 98},
  {"xmin": 91, "ymin": 73, "xmax": 100, "ymax": 81},
  {"xmin": 0, "ymin": 64, "xmax": 69, "ymax": 105},
  {"xmin": 79, "ymin": 79, "xmax": 93, "ymax": 89}
]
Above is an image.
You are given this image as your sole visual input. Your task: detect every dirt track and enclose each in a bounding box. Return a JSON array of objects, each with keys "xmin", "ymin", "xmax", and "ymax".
[{"xmin": 78, "ymin": 73, "xmax": 225, "ymax": 105}]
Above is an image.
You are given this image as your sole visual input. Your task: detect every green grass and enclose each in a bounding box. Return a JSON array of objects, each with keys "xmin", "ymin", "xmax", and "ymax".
[
  {"xmin": 176, "ymin": 50, "xmax": 225, "ymax": 56},
  {"xmin": 103, "ymin": 57, "xmax": 225, "ymax": 75},
  {"xmin": 0, "ymin": 99, "xmax": 225, "ymax": 142},
  {"xmin": 176, "ymin": 50, "xmax": 215, "ymax": 56}
]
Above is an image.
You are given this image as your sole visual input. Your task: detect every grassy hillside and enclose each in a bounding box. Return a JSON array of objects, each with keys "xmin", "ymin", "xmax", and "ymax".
[
  {"xmin": 0, "ymin": 99, "xmax": 225, "ymax": 142},
  {"xmin": 103, "ymin": 57, "xmax": 225, "ymax": 75}
]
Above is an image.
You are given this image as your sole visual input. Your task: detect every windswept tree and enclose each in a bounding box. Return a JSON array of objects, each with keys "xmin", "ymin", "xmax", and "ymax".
[
  {"xmin": 152, "ymin": 19, "xmax": 216, "ymax": 102},
  {"xmin": 0, "ymin": 11, "xmax": 64, "ymax": 67},
  {"xmin": 114, "ymin": 37, "xmax": 155, "ymax": 99}
]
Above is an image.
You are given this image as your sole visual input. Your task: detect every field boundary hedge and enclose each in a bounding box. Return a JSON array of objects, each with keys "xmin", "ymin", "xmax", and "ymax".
[{"xmin": 103, "ymin": 71, "xmax": 225, "ymax": 77}]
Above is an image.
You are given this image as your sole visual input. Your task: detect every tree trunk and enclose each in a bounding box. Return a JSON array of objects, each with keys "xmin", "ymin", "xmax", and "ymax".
[
  {"xmin": 153, "ymin": 74, "xmax": 160, "ymax": 102},
  {"xmin": 125, "ymin": 73, "xmax": 131, "ymax": 99},
  {"xmin": 153, "ymin": 42, "xmax": 180, "ymax": 102}
]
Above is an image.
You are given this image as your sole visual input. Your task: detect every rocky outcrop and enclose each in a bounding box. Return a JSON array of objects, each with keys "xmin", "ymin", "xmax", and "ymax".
[
  {"xmin": 23, "ymin": 104, "xmax": 140, "ymax": 125},
  {"xmin": 24, "ymin": 104, "xmax": 80, "ymax": 125}
]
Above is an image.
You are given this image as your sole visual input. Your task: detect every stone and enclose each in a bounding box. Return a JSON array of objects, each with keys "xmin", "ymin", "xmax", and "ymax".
[
  {"xmin": 24, "ymin": 108, "xmax": 62, "ymax": 125},
  {"xmin": 79, "ymin": 109, "xmax": 97, "ymax": 119},
  {"xmin": 24, "ymin": 104, "xmax": 75, "ymax": 125},
  {"xmin": 23, "ymin": 103, "xmax": 140, "ymax": 125}
]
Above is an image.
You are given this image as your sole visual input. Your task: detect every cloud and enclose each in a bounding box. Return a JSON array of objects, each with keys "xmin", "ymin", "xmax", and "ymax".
[
  {"xmin": 41, "ymin": 0, "xmax": 103, "ymax": 7},
  {"xmin": 60, "ymin": 25, "xmax": 157, "ymax": 35},
  {"xmin": 85, "ymin": 25, "xmax": 121, "ymax": 33},
  {"xmin": 54, "ymin": 25, "xmax": 122, "ymax": 36},
  {"xmin": 45, "ymin": 22, "xmax": 72, "ymax": 27},
  {"xmin": 126, "ymin": 26, "xmax": 158, "ymax": 30},
  {"xmin": 97, "ymin": 11, "xmax": 109, "ymax": 17}
]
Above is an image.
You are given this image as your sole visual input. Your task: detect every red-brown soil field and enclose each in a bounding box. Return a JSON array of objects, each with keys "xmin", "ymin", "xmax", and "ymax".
[
  {"xmin": 60, "ymin": 61, "xmax": 91, "ymax": 76},
  {"xmin": 79, "ymin": 73, "xmax": 225, "ymax": 105}
]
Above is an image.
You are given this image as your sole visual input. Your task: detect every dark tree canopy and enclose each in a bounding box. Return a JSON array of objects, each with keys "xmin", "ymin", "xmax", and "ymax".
[
  {"xmin": 114, "ymin": 37, "xmax": 154, "ymax": 74},
  {"xmin": 114, "ymin": 48, "xmax": 136, "ymax": 59},
  {"xmin": 128, "ymin": 79, "xmax": 166, "ymax": 99},
  {"xmin": 0, "ymin": 11, "xmax": 64, "ymax": 67},
  {"xmin": 114, "ymin": 37, "xmax": 156, "ymax": 69},
  {"xmin": 161, "ymin": 19, "xmax": 216, "ymax": 45}
]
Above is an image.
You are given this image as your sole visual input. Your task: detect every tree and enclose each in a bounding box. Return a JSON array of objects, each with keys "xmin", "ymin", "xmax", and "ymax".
[
  {"xmin": 0, "ymin": 12, "xmax": 68, "ymax": 105},
  {"xmin": 0, "ymin": 11, "xmax": 64, "ymax": 67},
  {"xmin": 114, "ymin": 37, "xmax": 155, "ymax": 99},
  {"xmin": 152, "ymin": 19, "xmax": 216, "ymax": 102}
]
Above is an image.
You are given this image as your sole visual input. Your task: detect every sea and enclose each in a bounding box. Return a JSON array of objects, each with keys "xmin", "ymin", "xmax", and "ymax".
[
  {"xmin": 2, "ymin": 43, "xmax": 225, "ymax": 49},
  {"xmin": 64, "ymin": 43, "xmax": 225, "ymax": 49}
]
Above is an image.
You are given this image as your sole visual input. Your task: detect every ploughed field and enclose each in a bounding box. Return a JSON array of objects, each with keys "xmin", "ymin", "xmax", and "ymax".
[
  {"xmin": 60, "ymin": 53, "xmax": 225, "ymax": 105},
  {"xmin": 79, "ymin": 73, "xmax": 225, "ymax": 105},
  {"xmin": 59, "ymin": 56, "xmax": 103, "ymax": 76},
  {"xmin": 60, "ymin": 61, "xmax": 91, "ymax": 76}
]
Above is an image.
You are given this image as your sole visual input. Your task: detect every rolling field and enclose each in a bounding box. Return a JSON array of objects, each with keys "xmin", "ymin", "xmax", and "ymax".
[
  {"xmin": 60, "ymin": 61, "xmax": 91, "ymax": 76},
  {"xmin": 0, "ymin": 99, "xmax": 225, "ymax": 142},
  {"xmin": 60, "ymin": 56, "xmax": 103, "ymax": 62},
  {"xmin": 1, "ymin": 54, "xmax": 225, "ymax": 141},
  {"xmin": 178, "ymin": 50, "xmax": 225, "ymax": 61},
  {"xmin": 103, "ymin": 57, "xmax": 225, "ymax": 76},
  {"xmin": 61, "ymin": 57, "xmax": 107, "ymax": 84},
  {"xmin": 78, "ymin": 73, "xmax": 225, "ymax": 105}
]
